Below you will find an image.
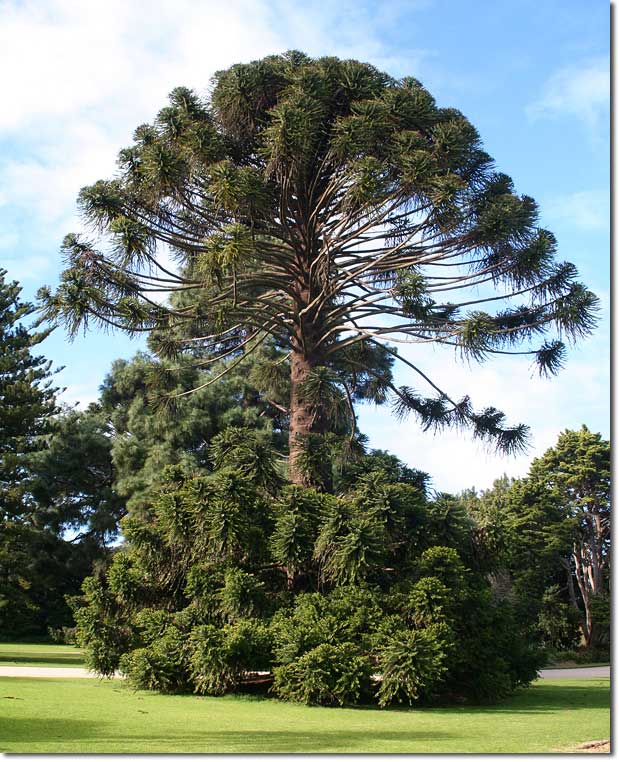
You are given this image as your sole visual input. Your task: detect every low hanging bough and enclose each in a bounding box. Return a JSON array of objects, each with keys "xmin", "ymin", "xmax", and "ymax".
[{"xmin": 40, "ymin": 51, "xmax": 598, "ymax": 483}]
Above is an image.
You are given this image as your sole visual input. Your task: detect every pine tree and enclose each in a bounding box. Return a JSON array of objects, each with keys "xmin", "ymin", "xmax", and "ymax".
[
  {"xmin": 41, "ymin": 52, "xmax": 598, "ymax": 484},
  {"xmin": 528, "ymin": 426, "xmax": 610, "ymax": 647},
  {"xmin": 0, "ymin": 268, "xmax": 69, "ymax": 637},
  {"xmin": 0, "ymin": 269, "xmax": 59, "ymax": 520}
]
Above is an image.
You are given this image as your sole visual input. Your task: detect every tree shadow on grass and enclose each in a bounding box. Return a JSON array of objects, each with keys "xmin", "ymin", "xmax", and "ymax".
[
  {"xmin": 224, "ymin": 682, "xmax": 610, "ymax": 716},
  {"xmin": 0, "ymin": 653, "xmax": 84, "ymax": 667},
  {"xmin": 469, "ymin": 683, "xmax": 611, "ymax": 714},
  {"xmin": 0, "ymin": 718, "xmax": 101, "ymax": 751},
  {"xmin": 0, "ymin": 718, "xmax": 453, "ymax": 753},
  {"xmin": 116, "ymin": 729, "xmax": 455, "ymax": 753}
]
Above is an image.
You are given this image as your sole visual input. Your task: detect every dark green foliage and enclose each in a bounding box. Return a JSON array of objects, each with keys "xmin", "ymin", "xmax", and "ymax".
[
  {"xmin": 210, "ymin": 427, "xmax": 282, "ymax": 493},
  {"xmin": 97, "ymin": 350, "xmax": 287, "ymax": 515},
  {"xmin": 0, "ymin": 524, "xmax": 101, "ymax": 639},
  {"xmin": 270, "ymin": 486, "xmax": 324, "ymax": 588},
  {"xmin": 335, "ymin": 449, "xmax": 430, "ymax": 494},
  {"xmin": 27, "ymin": 405, "xmax": 124, "ymax": 543},
  {"xmin": 218, "ymin": 568, "xmax": 266, "ymax": 622},
  {"xmin": 375, "ymin": 626, "xmax": 449, "ymax": 707},
  {"xmin": 0, "ymin": 271, "xmax": 115, "ymax": 638},
  {"xmin": 120, "ymin": 624, "xmax": 191, "ymax": 693},
  {"xmin": 0, "ymin": 270, "xmax": 59, "ymax": 520},
  {"xmin": 270, "ymin": 586, "xmax": 383, "ymax": 665},
  {"xmin": 462, "ymin": 427, "xmax": 611, "ymax": 654},
  {"xmin": 73, "ymin": 575, "xmax": 132, "ymax": 677},
  {"xmin": 73, "ymin": 441, "xmax": 541, "ymax": 707},
  {"xmin": 273, "ymin": 642, "xmax": 372, "ymax": 706},
  {"xmin": 189, "ymin": 620, "xmax": 272, "ymax": 695},
  {"xmin": 537, "ymin": 585, "xmax": 581, "ymax": 651}
]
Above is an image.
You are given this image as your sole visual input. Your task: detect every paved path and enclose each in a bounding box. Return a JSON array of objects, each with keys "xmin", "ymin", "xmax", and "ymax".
[
  {"xmin": 0, "ymin": 666, "xmax": 108, "ymax": 678},
  {"xmin": 0, "ymin": 664, "xmax": 610, "ymax": 680},
  {"xmin": 538, "ymin": 666, "xmax": 610, "ymax": 679}
]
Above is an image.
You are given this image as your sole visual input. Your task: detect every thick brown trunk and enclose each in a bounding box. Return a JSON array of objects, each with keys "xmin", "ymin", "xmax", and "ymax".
[
  {"xmin": 288, "ymin": 347, "xmax": 329, "ymax": 487},
  {"xmin": 289, "ymin": 349, "xmax": 315, "ymax": 485}
]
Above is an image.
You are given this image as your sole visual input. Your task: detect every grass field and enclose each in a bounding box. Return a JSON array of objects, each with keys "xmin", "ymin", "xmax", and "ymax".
[
  {"xmin": 0, "ymin": 642, "xmax": 84, "ymax": 668},
  {"xmin": 0, "ymin": 677, "xmax": 609, "ymax": 753}
]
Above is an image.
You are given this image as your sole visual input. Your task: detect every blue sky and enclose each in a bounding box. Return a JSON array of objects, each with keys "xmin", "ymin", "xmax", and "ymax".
[{"xmin": 0, "ymin": 0, "xmax": 609, "ymax": 493}]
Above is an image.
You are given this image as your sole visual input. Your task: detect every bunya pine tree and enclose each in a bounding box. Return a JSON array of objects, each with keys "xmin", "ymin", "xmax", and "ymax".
[{"xmin": 40, "ymin": 52, "xmax": 598, "ymax": 485}]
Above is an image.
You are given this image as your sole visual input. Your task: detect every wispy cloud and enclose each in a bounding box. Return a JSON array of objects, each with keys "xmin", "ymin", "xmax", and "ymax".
[
  {"xmin": 527, "ymin": 56, "xmax": 609, "ymax": 131},
  {"xmin": 543, "ymin": 189, "xmax": 609, "ymax": 231},
  {"xmin": 358, "ymin": 339, "xmax": 609, "ymax": 493},
  {"xmin": 0, "ymin": 0, "xmax": 427, "ymax": 282}
]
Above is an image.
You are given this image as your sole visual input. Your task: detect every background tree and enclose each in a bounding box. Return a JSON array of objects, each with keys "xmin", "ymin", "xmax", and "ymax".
[
  {"xmin": 41, "ymin": 52, "xmax": 598, "ymax": 484},
  {"xmin": 95, "ymin": 347, "xmax": 289, "ymax": 515},
  {"xmin": 28, "ymin": 404, "xmax": 124, "ymax": 545},
  {"xmin": 0, "ymin": 269, "xmax": 91, "ymax": 638},
  {"xmin": 463, "ymin": 427, "xmax": 610, "ymax": 653},
  {"xmin": 526, "ymin": 427, "xmax": 610, "ymax": 648},
  {"xmin": 0, "ymin": 269, "xmax": 59, "ymax": 520}
]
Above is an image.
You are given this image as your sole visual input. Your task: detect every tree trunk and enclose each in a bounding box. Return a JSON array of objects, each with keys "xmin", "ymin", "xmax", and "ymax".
[
  {"xmin": 572, "ymin": 541, "xmax": 593, "ymax": 647},
  {"xmin": 288, "ymin": 346, "xmax": 328, "ymax": 487}
]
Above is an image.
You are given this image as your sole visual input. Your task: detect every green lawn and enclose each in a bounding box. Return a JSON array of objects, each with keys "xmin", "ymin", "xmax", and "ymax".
[
  {"xmin": 0, "ymin": 677, "xmax": 609, "ymax": 753},
  {"xmin": 0, "ymin": 642, "xmax": 84, "ymax": 668}
]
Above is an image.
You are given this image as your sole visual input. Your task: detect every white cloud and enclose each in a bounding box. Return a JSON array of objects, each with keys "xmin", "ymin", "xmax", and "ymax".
[
  {"xmin": 60, "ymin": 381, "xmax": 101, "ymax": 409},
  {"xmin": 543, "ymin": 189, "xmax": 610, "ymax": 231},
  {"xmin": 527, "ymin": 56, "xmax": 609, "ymax": 129},
  {"xmin": 357, "ymin": 337, "xmax": 609, "ymax": 494},
  {"xmin": 0, "ymin": 0, "xmax": 426, "ymax": 282}
]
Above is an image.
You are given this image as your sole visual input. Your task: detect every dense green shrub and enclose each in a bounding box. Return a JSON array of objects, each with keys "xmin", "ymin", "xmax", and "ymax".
[
  {"xmin": 72, "ymin": 576, "xmax": 132, "ymax": 677},
  {"xmin": 273, "ymin": 642, "xmax": 372, "ymax": 706},
  {"xmin": 120, "ymin": 625, "xmax": 190, "ymax": 693},
  {"xmin": 73, "ymin": 445, "xmax": 543, "ymax": 707},
  {"xmin": 376, "ymin": 626, "xmax": 449, "ymax": 707},
  {"xmin": 189, "ymin": 620, "xmax": 272, "ymax": 695},
  {"xmin": 270, "ymin": 586, "xmax": 382, "ymax": 665}
]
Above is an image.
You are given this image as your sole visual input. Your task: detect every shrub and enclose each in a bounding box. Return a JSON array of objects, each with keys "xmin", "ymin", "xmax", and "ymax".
[
  {"xmin": 273, "ymin": 642, "xmax": 372, "ymax": 706},
  {"xmin": 119, "ymin": 625, "xmax": 191, "ymax": 693},
  {"xmin": 189, "ymin": 619, "xmax": 272, "ymax": 695},
  {"xmin": 271, "ymin": 586, "xmax": 382, "ymax": 664},
  {"xmin": 73, "ymin": 577, "xmax": 132, "ymax": 677},
  {"xmin": 375, "ymin": 626, "xmax": 448, "ymax": 707},
  {"xmin": 416, "ymin": 546, "xmax": 467, "ymax": 590},
  {"xmin": 406, "ymin": 577, "xmax": 451, "ymax": 626},
  {"xmin": 71, "ymin": 448, "xmax": 546, "ymax": 707},
  {"xmin": 218, "ymin": 568, "xmax": 265, "ymax": 622},
  {"xmin": 132, "ymin": 608, "xmax": 172, "ymax": 645}
]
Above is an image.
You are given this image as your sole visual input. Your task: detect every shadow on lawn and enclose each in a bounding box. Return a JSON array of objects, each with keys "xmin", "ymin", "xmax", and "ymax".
[
  {"xmin": 336, "ymin": 682, "xmax": 610, "ymax": 715},
  {"xmin": 0, "ymin": 718, "xmax": 454, "ymax": 753},
  {"xmin": 0, "ymin": 718, "xmax": 100, "ymax": 748},
  {"xmin": 212, "ymin": 682, "xmax": 610, "ymax": 716},
  {"xmin": 0, "ymin": 653, "xmax": 84, "ymax": 667},
  {"xmin": 482, "ymin": 683, "xmax": 610, "ymax": 713},
  {"xmin": 122, "ymin": 730, "xmax": 455, "ymax": 753}
]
